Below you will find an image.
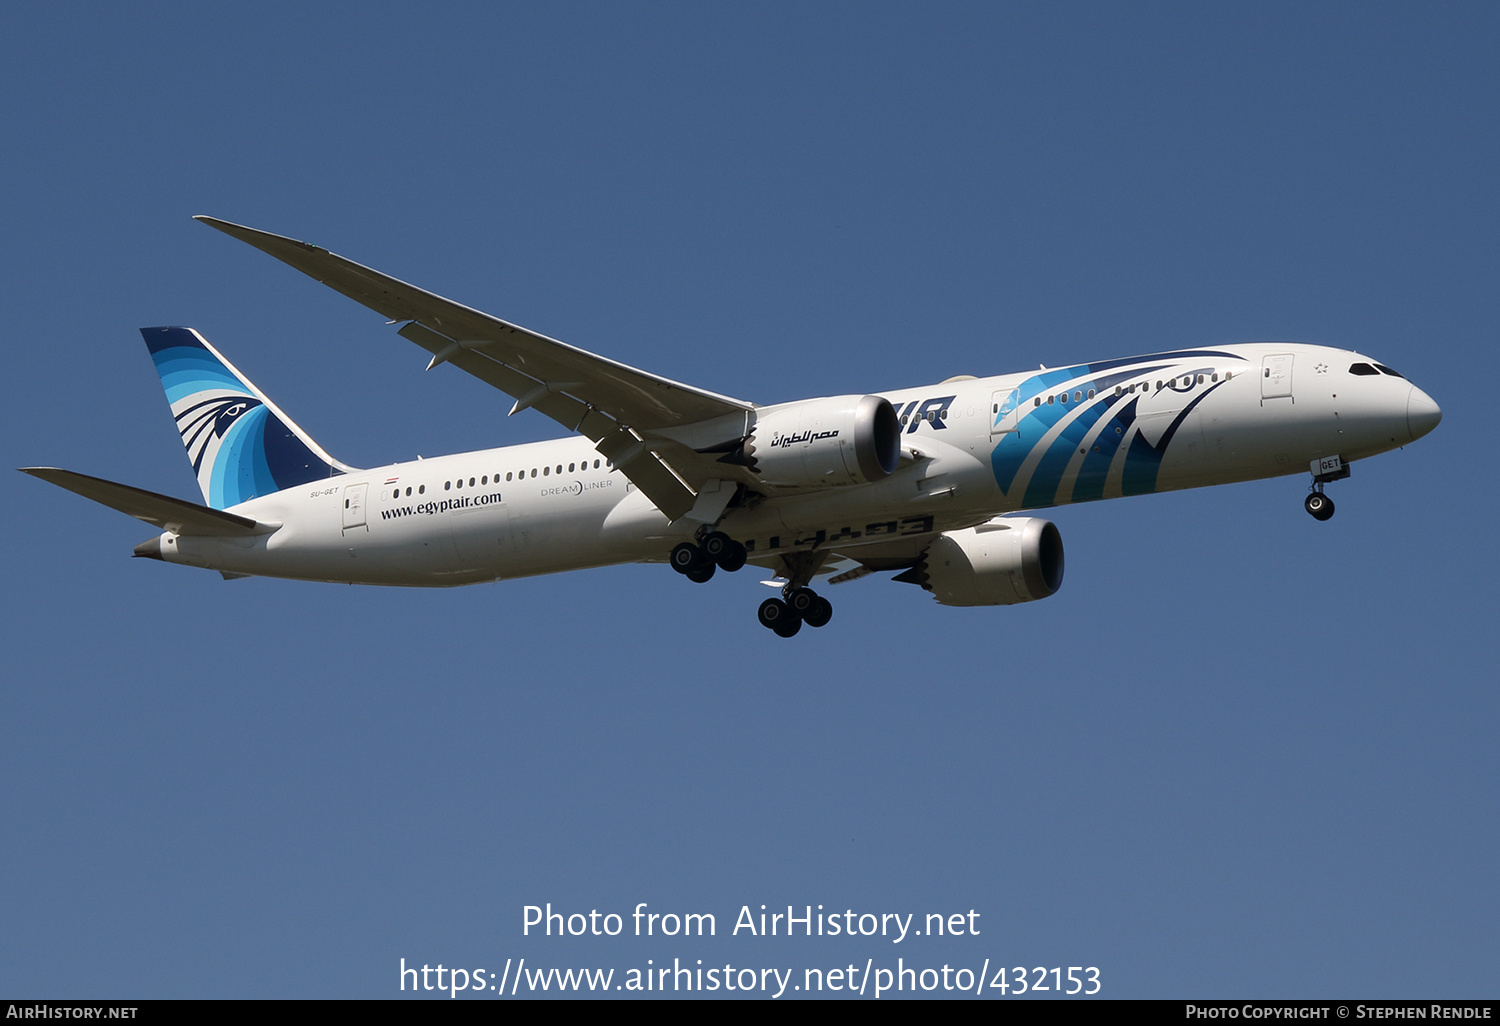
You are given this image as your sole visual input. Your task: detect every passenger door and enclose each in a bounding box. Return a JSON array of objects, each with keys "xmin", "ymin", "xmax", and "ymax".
[
  {"xmin": 1261, "ymin": 354, "xmax": 1294, "ymax": 400},
  {"xmin": 341, "ymin": 482, "xmax": 368, "ymax": 532},
  {"xmin": 990, "ymin": 388, "xmax": 1021, "ymax": 437}
]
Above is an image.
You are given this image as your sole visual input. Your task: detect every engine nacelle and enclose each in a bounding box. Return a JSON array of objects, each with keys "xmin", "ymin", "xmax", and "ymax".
[
  {"xmin": 912, "ymin": 518, "xmax": 1064, "ymax": 606},
  {"xmin": 746, "ymin": 395, "xmax": 900, "ymax": 488}
]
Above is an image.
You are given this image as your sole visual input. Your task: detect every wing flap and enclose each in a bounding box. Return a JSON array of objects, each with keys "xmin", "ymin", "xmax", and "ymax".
[
  {"xmin": 398, "ymin": 322, "xmax": 605, "ymax": 437},
  {"xmin": 20, "ymin": 468, "xmax": 274, "ymax": 536},
  {"xmin": 399, "ymin": 322, "xmax": 694, "ymax": 517}
]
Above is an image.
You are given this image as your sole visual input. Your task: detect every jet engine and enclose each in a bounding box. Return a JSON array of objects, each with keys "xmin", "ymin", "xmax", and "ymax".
[
  {"xmin": 744, "ymin": 395, "xmax": 900, "ymax": 488},
  {"xmin": 906, "ymin": 518, "xmax": 1064, "ymax": 606}
]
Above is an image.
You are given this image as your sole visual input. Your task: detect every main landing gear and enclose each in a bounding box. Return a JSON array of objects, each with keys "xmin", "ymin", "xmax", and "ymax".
[
  {"xmin": 757, "ymin": 587, "xmax": 833, "ymax": 638},
  {"xmin": 670, "ymin": 531, "xmax": 748, "ymax": 585},
  {"xmin": 671, "ymin": 533, "xmax": 834, "ymax": 638}
]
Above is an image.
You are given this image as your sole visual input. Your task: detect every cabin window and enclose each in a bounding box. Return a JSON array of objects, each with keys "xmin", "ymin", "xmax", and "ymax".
[
  {"xmin": 543, "ymin": 466, "xmax": 549, "ymax": 476},
  {"xmin": 1034, "ymin": 397, "xmax": 1041, "ymax": 407},
  {"xmin": 1197, "ymin": 374, "xmax": 1205, "ymax": 384},
  {"xmin": 531, "ymin": 468, "xmax": 537, "ymax": 478},
  {"xmin": 1088, "ymin": 388, "xmax": 1096, "ymax": 399},
  {"xmin": 1060, "ymin": 393, "xmax": 1068, "ymax": 403},
  {"xmin": 1212, "ymin": 373, "xmax": 1218, "ymax": 382},
  {"xmin": 569, "ymin": 463, "xmax": 575, "ymax": 472},
  {"xmin": 1073, "ymin": 391, "xmax": 1081, "ymax": 402},
  {"xmin": 444, "ymin": 481, "xmax": 451, "ymax": 490},
  {"xmin": 419, "ymin": 485, "xmax": 425, "ymax": 494},
  {"xmin": 556, "ymin": 465, "xmax": 563, "ymax": 474},
  {"xmin": 481, "ymin": 476, "xmax": 487, "ymax": 485},
  {"xmin": 506, "ymin": 472, "xmax": 513, "ymax": 481}
]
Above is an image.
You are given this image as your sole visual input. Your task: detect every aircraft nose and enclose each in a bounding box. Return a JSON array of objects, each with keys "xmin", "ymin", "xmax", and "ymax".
[{"xmin": 1407, "ymin": 385, "xmax": 1442, "ymax": 442}]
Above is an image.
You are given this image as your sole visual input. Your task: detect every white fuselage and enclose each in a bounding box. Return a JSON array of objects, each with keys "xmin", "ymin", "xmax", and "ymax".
[{"xmin": 156, "ymin": 342, "xmax": 1437, "ymax": 585}]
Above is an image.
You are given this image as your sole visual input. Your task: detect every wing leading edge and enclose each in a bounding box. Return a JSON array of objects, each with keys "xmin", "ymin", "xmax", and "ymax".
[{"xmin": 194, "ymin": 216, "xmax": 754, "ymax": 519}]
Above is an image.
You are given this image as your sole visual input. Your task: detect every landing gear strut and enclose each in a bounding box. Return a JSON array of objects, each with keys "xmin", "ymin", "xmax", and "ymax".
[{"xmin": 756, "ymin": 551, "xmax": 835, "ymax": 638}]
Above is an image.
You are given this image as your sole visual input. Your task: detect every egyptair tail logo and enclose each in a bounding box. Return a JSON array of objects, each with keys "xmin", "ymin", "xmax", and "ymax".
[{"xmin": 175, "ymin": 394, "xmax": 266, "ymax": 474}]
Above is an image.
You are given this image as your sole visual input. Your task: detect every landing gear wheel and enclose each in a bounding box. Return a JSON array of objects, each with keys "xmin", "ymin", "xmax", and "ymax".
[
  {"xmin": 758, "ymin": 598, "xmax": 798, "ymax": 636},
  {"xmin": 704, "ymin": 532, "xmax": 747, "ymax": 572},
  {"xmin": 802, "ymin": 596, "xmax": 833, "ymax": 628},
  {"xmin": 1304, "ymin": 492, "xmax": 1335, "ymax": 521},
  {"xmin": 670, "ymin": 542, "xmax": 703, "ymax": 574},
  {"xmin": 718, "ymin": 544, "xmax": 747, "ymax": 573},
  {"xmin": 787, "ymin": 587, "xmax": 819, "ymax": 617},
  {"xmin": 685, "ymin": 562, "xmax": 716, "ymax": 583},
  {"xmin": 772, "ymin": 616, "xmax": 802, "ymax": 638}
]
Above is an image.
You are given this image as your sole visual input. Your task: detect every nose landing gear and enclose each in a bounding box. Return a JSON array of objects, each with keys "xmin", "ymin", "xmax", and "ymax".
[
  {"xmin": 1304, "ymin": 490, "xmax": 1335, "ymax": 521},
  {"xmin": 1305, "ymin": 455, "xmax": 1349, "ymax": 522}
]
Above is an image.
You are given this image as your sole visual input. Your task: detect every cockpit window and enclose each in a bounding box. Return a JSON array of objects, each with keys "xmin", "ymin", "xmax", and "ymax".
[
  {"xmin": 1349, "ymin": 363, "xmax": 1379, "ymax": 376},
  {"xmin": 1374, "ymin": 364, "xmax": 1404, "ymax": 378}
]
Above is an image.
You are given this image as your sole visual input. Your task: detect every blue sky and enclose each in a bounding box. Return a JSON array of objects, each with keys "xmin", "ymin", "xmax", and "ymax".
[{"xmin": 2, "ymin": 2, "xmax": 1495, "ymax": 999}]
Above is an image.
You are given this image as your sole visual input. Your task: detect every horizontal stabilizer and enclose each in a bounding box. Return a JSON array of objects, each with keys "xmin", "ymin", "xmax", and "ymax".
[{"xmin": 19, "ymin": 468, "xmax": 274, "ymax": 536}]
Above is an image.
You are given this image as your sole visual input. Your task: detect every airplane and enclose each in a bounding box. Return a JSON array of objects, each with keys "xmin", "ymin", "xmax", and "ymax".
[{"xmin": 22, "ymin": 217, "xmax": 1442, "ymax": 637}]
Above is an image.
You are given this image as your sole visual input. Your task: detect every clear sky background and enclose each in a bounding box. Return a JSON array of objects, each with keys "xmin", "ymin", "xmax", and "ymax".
[{"xmin": 2, "ymin": 2, "xmax": 1495, "ymax": 1000}]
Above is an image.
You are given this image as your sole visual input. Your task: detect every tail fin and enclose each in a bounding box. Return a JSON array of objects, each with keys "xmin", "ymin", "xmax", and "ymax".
[{"xmin": 142, "ymin": 327, "xmax": 353, "ymax": 509}]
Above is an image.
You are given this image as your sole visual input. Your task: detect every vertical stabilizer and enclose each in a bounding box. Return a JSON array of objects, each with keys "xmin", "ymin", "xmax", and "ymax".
[{"xmin": 142, "ymin": 327, "xmax": 353, "ymax": 509}]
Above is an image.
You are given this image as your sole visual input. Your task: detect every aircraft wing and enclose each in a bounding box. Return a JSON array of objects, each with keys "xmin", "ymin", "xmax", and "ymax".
[
  {"xmin": 20, "ymin": 468, "xmax": 275, "ymax": 536},
  {"xmin": 196, "ymin": 217, "xmax": 755, "ymax": 519}
]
